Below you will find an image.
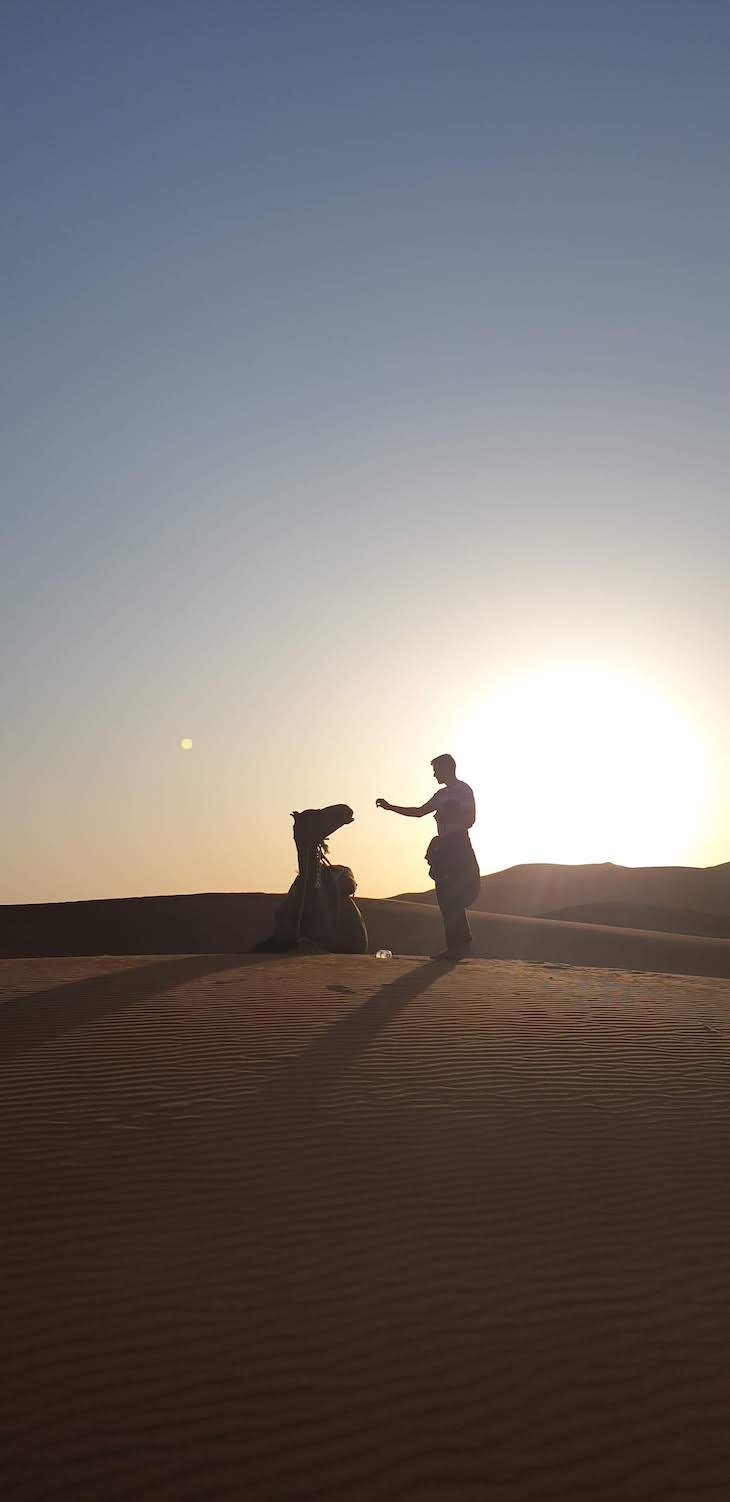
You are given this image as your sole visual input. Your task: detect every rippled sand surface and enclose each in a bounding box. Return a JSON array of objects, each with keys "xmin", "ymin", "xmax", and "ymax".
[{"xmin": 3, "ymin": 953, "xmax": 730, "ymax": 1500}]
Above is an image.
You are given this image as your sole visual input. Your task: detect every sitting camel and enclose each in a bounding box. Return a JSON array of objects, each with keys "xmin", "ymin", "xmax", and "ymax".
[{"xmin": 254, "ymin": 803, "xmax": 368, "ymax": 954}]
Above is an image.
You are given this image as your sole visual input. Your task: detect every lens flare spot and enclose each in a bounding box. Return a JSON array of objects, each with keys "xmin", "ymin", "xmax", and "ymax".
[{"xmin": 180, "ymin": 738, "xmax": 193, "ymax": 750}]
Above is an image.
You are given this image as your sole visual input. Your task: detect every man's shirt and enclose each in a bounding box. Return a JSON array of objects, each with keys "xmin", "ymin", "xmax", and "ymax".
[{"xmin": 424, "ymin": 779, "xmax": 476, "ymax": 837}]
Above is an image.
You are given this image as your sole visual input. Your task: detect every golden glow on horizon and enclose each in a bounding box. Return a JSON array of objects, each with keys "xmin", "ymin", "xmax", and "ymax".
[
  {"xmin": 458, "ymin": 666, "xmax": 712, "ymax": 869},
  {"xmin": 180, "ymin": 738, "xmax": 193, "ymax": 750}
]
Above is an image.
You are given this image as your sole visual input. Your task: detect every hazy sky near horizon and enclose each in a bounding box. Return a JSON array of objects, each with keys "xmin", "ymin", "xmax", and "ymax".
[{"xmin": 3, "ymin": 0, "xmax": 730, "ymax": 904}]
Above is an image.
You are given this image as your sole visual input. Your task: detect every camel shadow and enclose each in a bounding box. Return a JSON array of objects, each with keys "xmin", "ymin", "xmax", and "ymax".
[{"xmin": 0, "ymin": 954, "xmax": 274, "ymax": 1062}]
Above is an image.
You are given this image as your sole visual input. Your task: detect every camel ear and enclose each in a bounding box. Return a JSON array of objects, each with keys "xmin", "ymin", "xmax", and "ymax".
[{"xmin": 291, "ymin": 811, "xmax": 300, "ymax": 818}]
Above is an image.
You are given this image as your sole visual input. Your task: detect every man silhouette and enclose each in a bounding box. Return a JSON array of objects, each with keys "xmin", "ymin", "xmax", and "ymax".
[{"xmin": 377, "ymin": 755, "xmax": 481, "ymax": 960}]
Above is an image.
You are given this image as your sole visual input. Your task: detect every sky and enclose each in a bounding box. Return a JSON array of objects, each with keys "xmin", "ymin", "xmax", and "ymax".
[{"xmin": 3, "ymin": 0, "xmax": 729, "ymax": 904}]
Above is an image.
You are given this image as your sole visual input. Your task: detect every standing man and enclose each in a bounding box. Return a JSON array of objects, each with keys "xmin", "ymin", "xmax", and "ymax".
[{"xmin": 376, "ymin": 754, "xmax": 481, "ymax": 960}]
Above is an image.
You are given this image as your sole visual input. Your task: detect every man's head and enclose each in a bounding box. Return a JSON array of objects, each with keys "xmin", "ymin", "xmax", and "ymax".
[{"xmin": 431, "ymin": 753, "xmax": 456, "ymax": 784}]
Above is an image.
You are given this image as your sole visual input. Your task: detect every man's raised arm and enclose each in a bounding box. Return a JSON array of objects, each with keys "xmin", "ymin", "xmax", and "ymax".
[{"xmin": 376, "ymin": 796, "xmax": 436, "ymax": 818}]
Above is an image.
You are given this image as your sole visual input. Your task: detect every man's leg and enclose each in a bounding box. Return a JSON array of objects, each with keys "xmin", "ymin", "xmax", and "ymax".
[
  {"xmin": 435, "ymin": 876, "xmax": 472, "ymax": 956},
  {"xmin": 444, "ymin": 899, "xmax": 472, "ymax": 953}
]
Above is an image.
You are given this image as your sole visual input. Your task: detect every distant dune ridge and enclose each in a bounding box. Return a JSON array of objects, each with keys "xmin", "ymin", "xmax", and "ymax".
[
  {"xmin": 2, "ymin": 860, "xmax": 730, "ymax": 979},
  {"xmin": 397, "ymin": 858, "xmax": 730, "ymax": 916},
  {"xmin": 540, "ymin": 901, "xmax": 730, "ymax": 940}
]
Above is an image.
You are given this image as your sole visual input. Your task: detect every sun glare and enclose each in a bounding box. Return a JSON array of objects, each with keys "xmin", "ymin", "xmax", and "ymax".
[{"xmin": 457, "ymin": 666, "xmax": 712, "ymax": 869}]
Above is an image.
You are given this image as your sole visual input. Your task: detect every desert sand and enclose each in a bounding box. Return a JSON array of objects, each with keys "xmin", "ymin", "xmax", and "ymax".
[
  {"xmin": 3, "ymin": 949, "xmax": 730, "ymax": 1500},
  {"xmin": 4, "ymin": 887, "xmax": 730, "ymax": 979}
]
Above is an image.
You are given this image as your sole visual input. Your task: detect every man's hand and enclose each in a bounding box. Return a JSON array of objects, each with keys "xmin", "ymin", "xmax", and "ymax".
[{"xmin": 375, "ymin": 798, "xmax": 392, "ymax": 811}]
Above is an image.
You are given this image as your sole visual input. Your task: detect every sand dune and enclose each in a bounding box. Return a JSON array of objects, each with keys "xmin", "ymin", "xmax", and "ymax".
[
  {"xmin": 4, "ymin": 889, "xmax": 730, "ymax": 979},
  {"xmin": 3, "ymin": 952, "xmax": 730, "ymax": 1500},
  {"xmin": 364, "ymin": 900, "xmax": 730, "ymax": 980},
  {"xmin": 0, "ymin": 891, "xmax": 283, "ymax": 961},
  {"xmin": 398, "ymin": 859, "xmax": 730, "ymax": 917},
  {"xmin": 541, "ymin": 901, "xmax": 730, "ymax": 940}
]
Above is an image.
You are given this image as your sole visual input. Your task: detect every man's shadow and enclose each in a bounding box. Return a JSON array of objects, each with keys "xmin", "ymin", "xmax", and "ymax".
[{"xmin": 249, "ymin": 959, "xmax": 448, "ymax": 1122}]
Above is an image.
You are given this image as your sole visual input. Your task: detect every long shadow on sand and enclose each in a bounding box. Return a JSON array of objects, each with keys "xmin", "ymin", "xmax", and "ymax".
[
  {"xmin": 250, "ymin": 959, "xmax": 449, "ymax": 1120},
  {"xmin": 0, "ymin": 954, "xmax": 274, "ymax": 1062}
]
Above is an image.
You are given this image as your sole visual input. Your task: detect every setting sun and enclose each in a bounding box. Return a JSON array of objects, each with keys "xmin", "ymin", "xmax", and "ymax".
[{"xmin": 457, "ymin": 667, "xmax": 713, "ymax": 870}]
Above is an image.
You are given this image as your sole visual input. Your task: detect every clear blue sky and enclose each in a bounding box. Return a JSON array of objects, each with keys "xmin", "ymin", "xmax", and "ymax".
[{"xmin": 3, "ymin": 0, "xmax": 729, "ymax": 902}]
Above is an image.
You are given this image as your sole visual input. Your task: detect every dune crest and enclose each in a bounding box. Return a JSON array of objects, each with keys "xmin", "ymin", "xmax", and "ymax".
[
  {"xmin": 4, "ymin": 884, "xmax": 730, "ymax": 978},
  {"xmin": 397, "ymin": 858, "xmax": 730, "ymax": 918}
]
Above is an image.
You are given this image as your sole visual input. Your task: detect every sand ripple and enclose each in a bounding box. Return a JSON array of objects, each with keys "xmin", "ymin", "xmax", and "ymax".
[{"xmin": 2, "ymin": 954, "xmax": 730, "ymax": 1499}]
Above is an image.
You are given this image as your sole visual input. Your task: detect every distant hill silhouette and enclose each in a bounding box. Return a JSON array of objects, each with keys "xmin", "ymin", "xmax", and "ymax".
[
  {"xmin": 396, "ymin": 861, "xmax": 730, "ymax": 918},
  {"xmin": 540, "ymin": 902, "xmax": 730, "ymax": 941},
  {"xmin": 3, "ymin": 885, "xmax": 730, "ymax": 980}
]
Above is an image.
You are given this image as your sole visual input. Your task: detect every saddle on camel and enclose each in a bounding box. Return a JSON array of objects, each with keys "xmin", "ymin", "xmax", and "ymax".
[{"xmin": 254, "ymin": 804, "xmax": 368, "ymax": 954}]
